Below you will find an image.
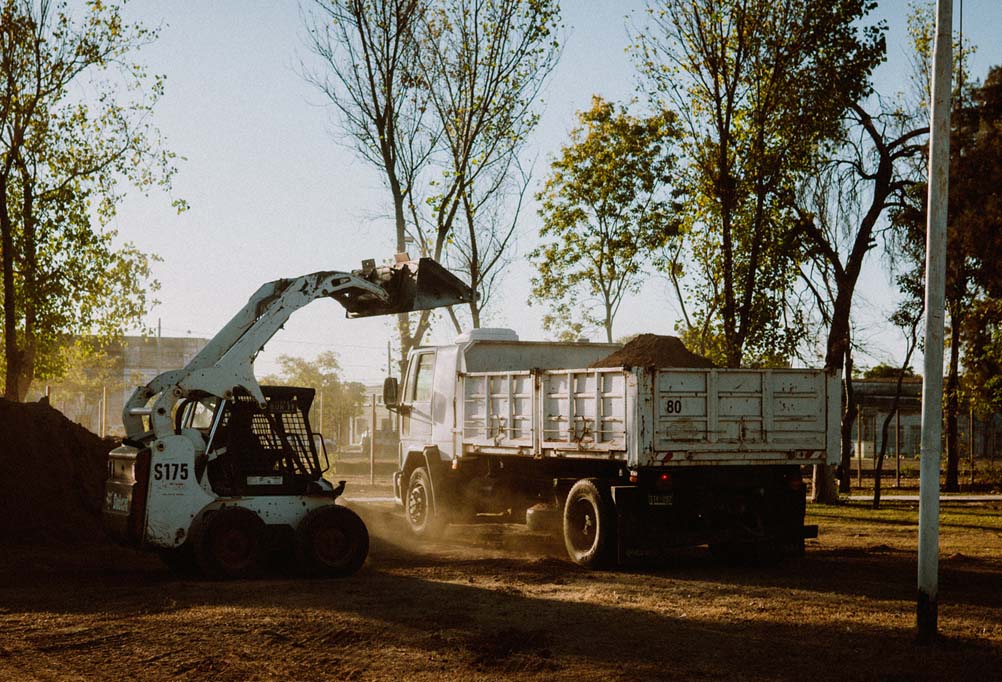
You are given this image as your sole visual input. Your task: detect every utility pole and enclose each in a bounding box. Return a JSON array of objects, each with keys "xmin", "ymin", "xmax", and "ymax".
[{"xmin": 917, "ymin": 0, "xmax": 952, "ymax": 645}]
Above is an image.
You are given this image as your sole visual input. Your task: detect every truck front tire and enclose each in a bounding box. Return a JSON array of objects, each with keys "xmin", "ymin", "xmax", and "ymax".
[
  {"xmin": 562, "ymin": 478, "xmax": 617, "ymax": 568},
  {"xmin": 405, "ymin": 467, "xmax": 447, "ymax": 539}
]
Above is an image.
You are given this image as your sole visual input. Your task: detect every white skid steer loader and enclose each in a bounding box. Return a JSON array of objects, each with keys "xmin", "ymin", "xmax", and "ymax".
[{"xmin": 102, "ymin": 256, "xmax": 473, "ymax": 578}]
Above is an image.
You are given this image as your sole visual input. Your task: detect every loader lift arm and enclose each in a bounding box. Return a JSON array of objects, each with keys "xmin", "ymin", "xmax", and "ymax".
[{"xmin": 122, "ymin": 257, "xmax": 473, "ymax": 442}]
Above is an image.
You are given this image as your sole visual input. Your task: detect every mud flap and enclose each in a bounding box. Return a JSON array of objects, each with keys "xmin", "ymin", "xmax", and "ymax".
[{"xmin": 611, "ymin": 485, "xmax": 642, "ymax": 566}]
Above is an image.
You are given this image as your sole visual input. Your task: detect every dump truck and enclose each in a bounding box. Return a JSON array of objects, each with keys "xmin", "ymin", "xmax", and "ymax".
[
  {"xmin": 385, "ymin": 329, "xmax": 841, "ymax": 567},
  {"xmin": 103, "ymin": 256, "xmax": 474, "ymax": 578}
]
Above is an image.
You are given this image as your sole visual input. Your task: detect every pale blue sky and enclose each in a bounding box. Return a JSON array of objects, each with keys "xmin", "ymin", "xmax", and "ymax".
[{"xmin": 107, "ymin": 0, "xmax": 1002, "ymax": 382}]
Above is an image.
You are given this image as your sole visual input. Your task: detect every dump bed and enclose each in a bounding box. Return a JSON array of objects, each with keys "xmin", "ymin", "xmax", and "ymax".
[{"xmin": 459, "ymin": 367, "xmax": 840, "ymax": 467}]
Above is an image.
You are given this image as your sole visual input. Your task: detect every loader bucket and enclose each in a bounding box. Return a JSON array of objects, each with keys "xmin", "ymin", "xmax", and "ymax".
[{"xmin": 342, "ymin": 257, "xmax": 475, "ymax": 318}]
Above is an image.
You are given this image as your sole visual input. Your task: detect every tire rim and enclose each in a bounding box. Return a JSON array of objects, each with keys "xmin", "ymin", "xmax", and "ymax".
[
  {"xmin": 314, "ymin": 524, "xmax": 351, "ymax": 565},
  {"xmin": 407, "ymin": 482, "xmax": 428, "ymax": 528},
  {"xmin": 216, "ymin": 527, "xmax": 254, "ymax": 570},
  {"xmin": 566, "ymin": 497, "xmax": 598, "ymax": 554}
]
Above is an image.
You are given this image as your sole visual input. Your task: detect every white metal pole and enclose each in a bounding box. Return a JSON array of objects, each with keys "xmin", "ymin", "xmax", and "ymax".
[{"xmin": 918, "ymin": 0, "xmax": 953, "ymax": 644}]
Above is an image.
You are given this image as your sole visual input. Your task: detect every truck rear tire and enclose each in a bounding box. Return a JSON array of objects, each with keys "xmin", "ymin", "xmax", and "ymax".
[
  {"xmin": 192, "ymin": 507, "xmax": 265, "ymax": 579},
  {"xmin": 562, "ymin": 479, "xmax": 616, "ymax": 568},
  {"xmin": 405, "ymin": 467, "xmax": 447, "ymax": 539},
  {"xmin": 296, "ymin": 504, "xmax": 369, "ymax": 577}
]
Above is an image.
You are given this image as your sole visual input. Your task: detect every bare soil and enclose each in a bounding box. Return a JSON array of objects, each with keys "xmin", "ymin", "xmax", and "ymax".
[
  {"xmin": 0, "ymin": 398, "xmax": 115, "ymax": 544},
  {"xmin": 1, "ymin": 498, "xmax": 1000, "ymax": 681},
  {"xmin": 2, "ymin": 402, "xmax": 1000, "ymax": 681},
  {"xmin": 589, "ymin": 334, "xmax": 715, "ymax": 368}
]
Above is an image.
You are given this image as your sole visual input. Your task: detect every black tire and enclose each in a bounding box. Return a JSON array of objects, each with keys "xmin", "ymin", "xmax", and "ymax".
[
  {"xmin": 192, "ymin": 507, "xmax": 265, "ymax": 579},
  {"xmin": 158, "ymin": 542, "xmax": 198, "ymax": 577},
  {"xmin": 562, "ymin": 478, "xmax": 617, "ymax": 568},
  {"xmin": 296, "ymin": 504, "xmax": 369, "ymax": 578},
  {"xmin": 405, "ymin": 467, "xmax": 447, "ymax": 539}
]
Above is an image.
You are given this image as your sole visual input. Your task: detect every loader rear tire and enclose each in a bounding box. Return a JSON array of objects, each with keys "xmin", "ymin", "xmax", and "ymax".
[
  {"xmin": 192, "ymin": 507, "xmax": 264, "ymax": 579},
  {"xmin": 562, "ymin": 478, "xmax": 616, "ymax": 569},
  {"xmin": 296, "ymin": 504, "xmax": 369, "ymax": 578}
]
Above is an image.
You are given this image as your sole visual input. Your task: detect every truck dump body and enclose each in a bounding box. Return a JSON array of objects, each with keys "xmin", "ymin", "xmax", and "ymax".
[
  {"xmin": 459, "ymin": 367, "xmax": 840, "ymax": 467},
  {"xmin": 394, "ymin": 331, "xmax": 842, "ymax": 567}
]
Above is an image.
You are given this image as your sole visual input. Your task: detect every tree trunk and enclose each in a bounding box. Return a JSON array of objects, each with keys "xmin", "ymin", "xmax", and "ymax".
[
  {"xmin": 838, "ymin": 350, "xmax": 856, "ymax": 495},
  {"xmin": 944, "ymin": 315, "xmax": 961, "ymax": 491},
  {"xmin": 811, "ymin": 464, "xmax": 838, "ymax": 504},
  {"xmin": 0, "ymin": 175, "xmax": 21, "ymax": 401}
]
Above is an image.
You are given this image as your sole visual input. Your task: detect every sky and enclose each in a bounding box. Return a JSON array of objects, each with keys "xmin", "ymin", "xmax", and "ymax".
[{"xmin": 104, "ymin": 0, "xmax": 1002, "ymax": 385}]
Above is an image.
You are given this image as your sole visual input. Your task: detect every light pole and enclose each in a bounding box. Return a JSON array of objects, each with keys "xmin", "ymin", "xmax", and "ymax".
[{"xmin": 917, "ymin": 0, "xmax": 953, "ymax": 645}]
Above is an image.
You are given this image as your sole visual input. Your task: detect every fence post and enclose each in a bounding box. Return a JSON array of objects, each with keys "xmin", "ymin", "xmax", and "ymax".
[
  {"xmin": 969, "ymin": 405, "xmax": 975, "ymax": 488},
  {"xmin": 369, "ymin": 394, "xmax": 377, "ymax": 485},
  {"xmin": 101, "ymin": 385, "xmax": 108, "ymax": 438},
  {"xmin": 856, "ymin": 404, "xmax": 863, "ymax": 489},
  {"xmin": 895, "ymin": 410, "xmax": 901, "ymax": 488}
]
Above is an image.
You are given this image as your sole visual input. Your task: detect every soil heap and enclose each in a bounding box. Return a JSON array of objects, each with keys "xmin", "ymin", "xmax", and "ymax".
[
  {"xmin": 589, "ymin": 334, "xmax": 716, "ymax": 369},
  {"xmin": 0, "ymin": 398, "xmax": 116, "ymax": 545}
]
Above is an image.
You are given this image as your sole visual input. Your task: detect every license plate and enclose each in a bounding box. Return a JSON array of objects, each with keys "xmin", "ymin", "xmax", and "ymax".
[{"xmin": 648, "ymin": 493, "xmax": 673, "ymax": 506}]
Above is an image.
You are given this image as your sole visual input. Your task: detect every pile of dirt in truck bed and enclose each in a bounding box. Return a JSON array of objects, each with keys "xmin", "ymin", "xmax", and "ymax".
[
  {"xmin": 0, "ymin": 398, "xmax": 116, "ymax": 545},
  {"xmin": 589, "ymin": 334, "xmax": 716, "ymax": 368}
]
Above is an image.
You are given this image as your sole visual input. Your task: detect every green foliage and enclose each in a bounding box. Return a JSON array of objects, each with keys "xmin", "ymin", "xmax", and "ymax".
[
  {"xmin": 635, "ymin": 0, "xmax": 885, "ymax": 367},
  {"xmin": 260, "ymin": 351, "xmax": 366, "ymax": 446},
  {"xmin": 0, "ymin": 0, "xmax": 182, "ymax": 399},
  {"xmin": 529, "ymin": 96, "xmax": 678, "ymax": 342},
  {"xmin": 863, "ymin": 363, "xmax": 917, "ymax": 380}
]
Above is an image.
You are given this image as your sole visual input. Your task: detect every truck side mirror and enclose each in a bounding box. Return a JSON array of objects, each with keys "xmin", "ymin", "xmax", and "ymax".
[{"xmin": 383, "ymin": 377, "xmax": 399, "ymax": 408}]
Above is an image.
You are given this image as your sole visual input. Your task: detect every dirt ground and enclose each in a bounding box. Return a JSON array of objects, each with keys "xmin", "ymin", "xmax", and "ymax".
[{"xmin": 2, "ymin": 495, "xmax": 1000, "ymax": 682}]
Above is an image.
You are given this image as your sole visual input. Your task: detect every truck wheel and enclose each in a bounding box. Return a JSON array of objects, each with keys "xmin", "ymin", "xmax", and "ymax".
[
  {"xmin": 405, "ymin": 467, "xmax": 447, "ymax": 539},
  {"xmin": 562, "ymin": 479, "xmax": 616, "ymax": 568},
  {"xmin": 296, "ymin": 505, "xmax": 369, "ymax": 578},
  {"xmin": 192, "ymin": 507, "xmax": 264, "ymax": 579}
]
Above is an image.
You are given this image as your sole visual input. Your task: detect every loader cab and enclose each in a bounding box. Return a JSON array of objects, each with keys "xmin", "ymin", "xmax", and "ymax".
[{"xmin": 181, "ymin": 386, "xmax": 331, "ymax": 497}]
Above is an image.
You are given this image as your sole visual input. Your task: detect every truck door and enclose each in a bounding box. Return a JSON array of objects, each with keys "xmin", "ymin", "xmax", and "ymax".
[{"xmin": 400, "ymin": 350, "xmax": 435, "ymax": 451}]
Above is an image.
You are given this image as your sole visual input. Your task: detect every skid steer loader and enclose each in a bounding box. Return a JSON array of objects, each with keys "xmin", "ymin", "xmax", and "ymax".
[{"xmin": 102, "ymin": 256, "xmax": 473, "ymax": 578}]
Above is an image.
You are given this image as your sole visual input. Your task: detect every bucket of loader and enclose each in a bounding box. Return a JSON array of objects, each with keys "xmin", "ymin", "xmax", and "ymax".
[{"xmin": 342, "ymin": 257, "xmax": 475, "ymax": 318}]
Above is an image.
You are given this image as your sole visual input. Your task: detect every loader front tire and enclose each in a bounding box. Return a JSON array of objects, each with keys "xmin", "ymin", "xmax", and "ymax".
[{"xmin": 296, "ymin": 504, "xmax": 369, "ymax": 578}]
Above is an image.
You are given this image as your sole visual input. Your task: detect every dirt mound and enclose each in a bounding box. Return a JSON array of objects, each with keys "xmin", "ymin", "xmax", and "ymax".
[
  {"xmin": 0, "ymin": 398, "xmax": 117, "ymax": 545},
  {"xmin": 589, "ymin": 333, "xmax": 715, "ymax": 368}
]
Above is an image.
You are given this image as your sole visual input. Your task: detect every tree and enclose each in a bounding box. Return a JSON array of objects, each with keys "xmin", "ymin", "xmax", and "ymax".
[
  {"xmin": 634, "ymin": 0, "xmax": 886, "ymax": 368},
  {"xmin": 795, "ymin": 102, "xmax": 928, "ymax": 499},
  {"xmin": 303, "ymin": 0, "xmax": 433, "ymax": 375},
  {"xmin": 413, "ymin": 0, "xmax": 560, "ymax": 329},
  {"xmin": 0, "ymin": 0, "xmax": 180, "ymax": 400},
  {"xmin": 891, "ymin": 65, "xmax": 1002, "ymax": 491},
  {"xmin": 530, "ymin": 97, "xmax": 677, "ymax": 342},
  {"xmin": 304, "ymin": 0, "xmax": 560, "ymax": 362},
  {"xmin": 261, "ymin": 352, "xmax": 366, "ymax": 448}
]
